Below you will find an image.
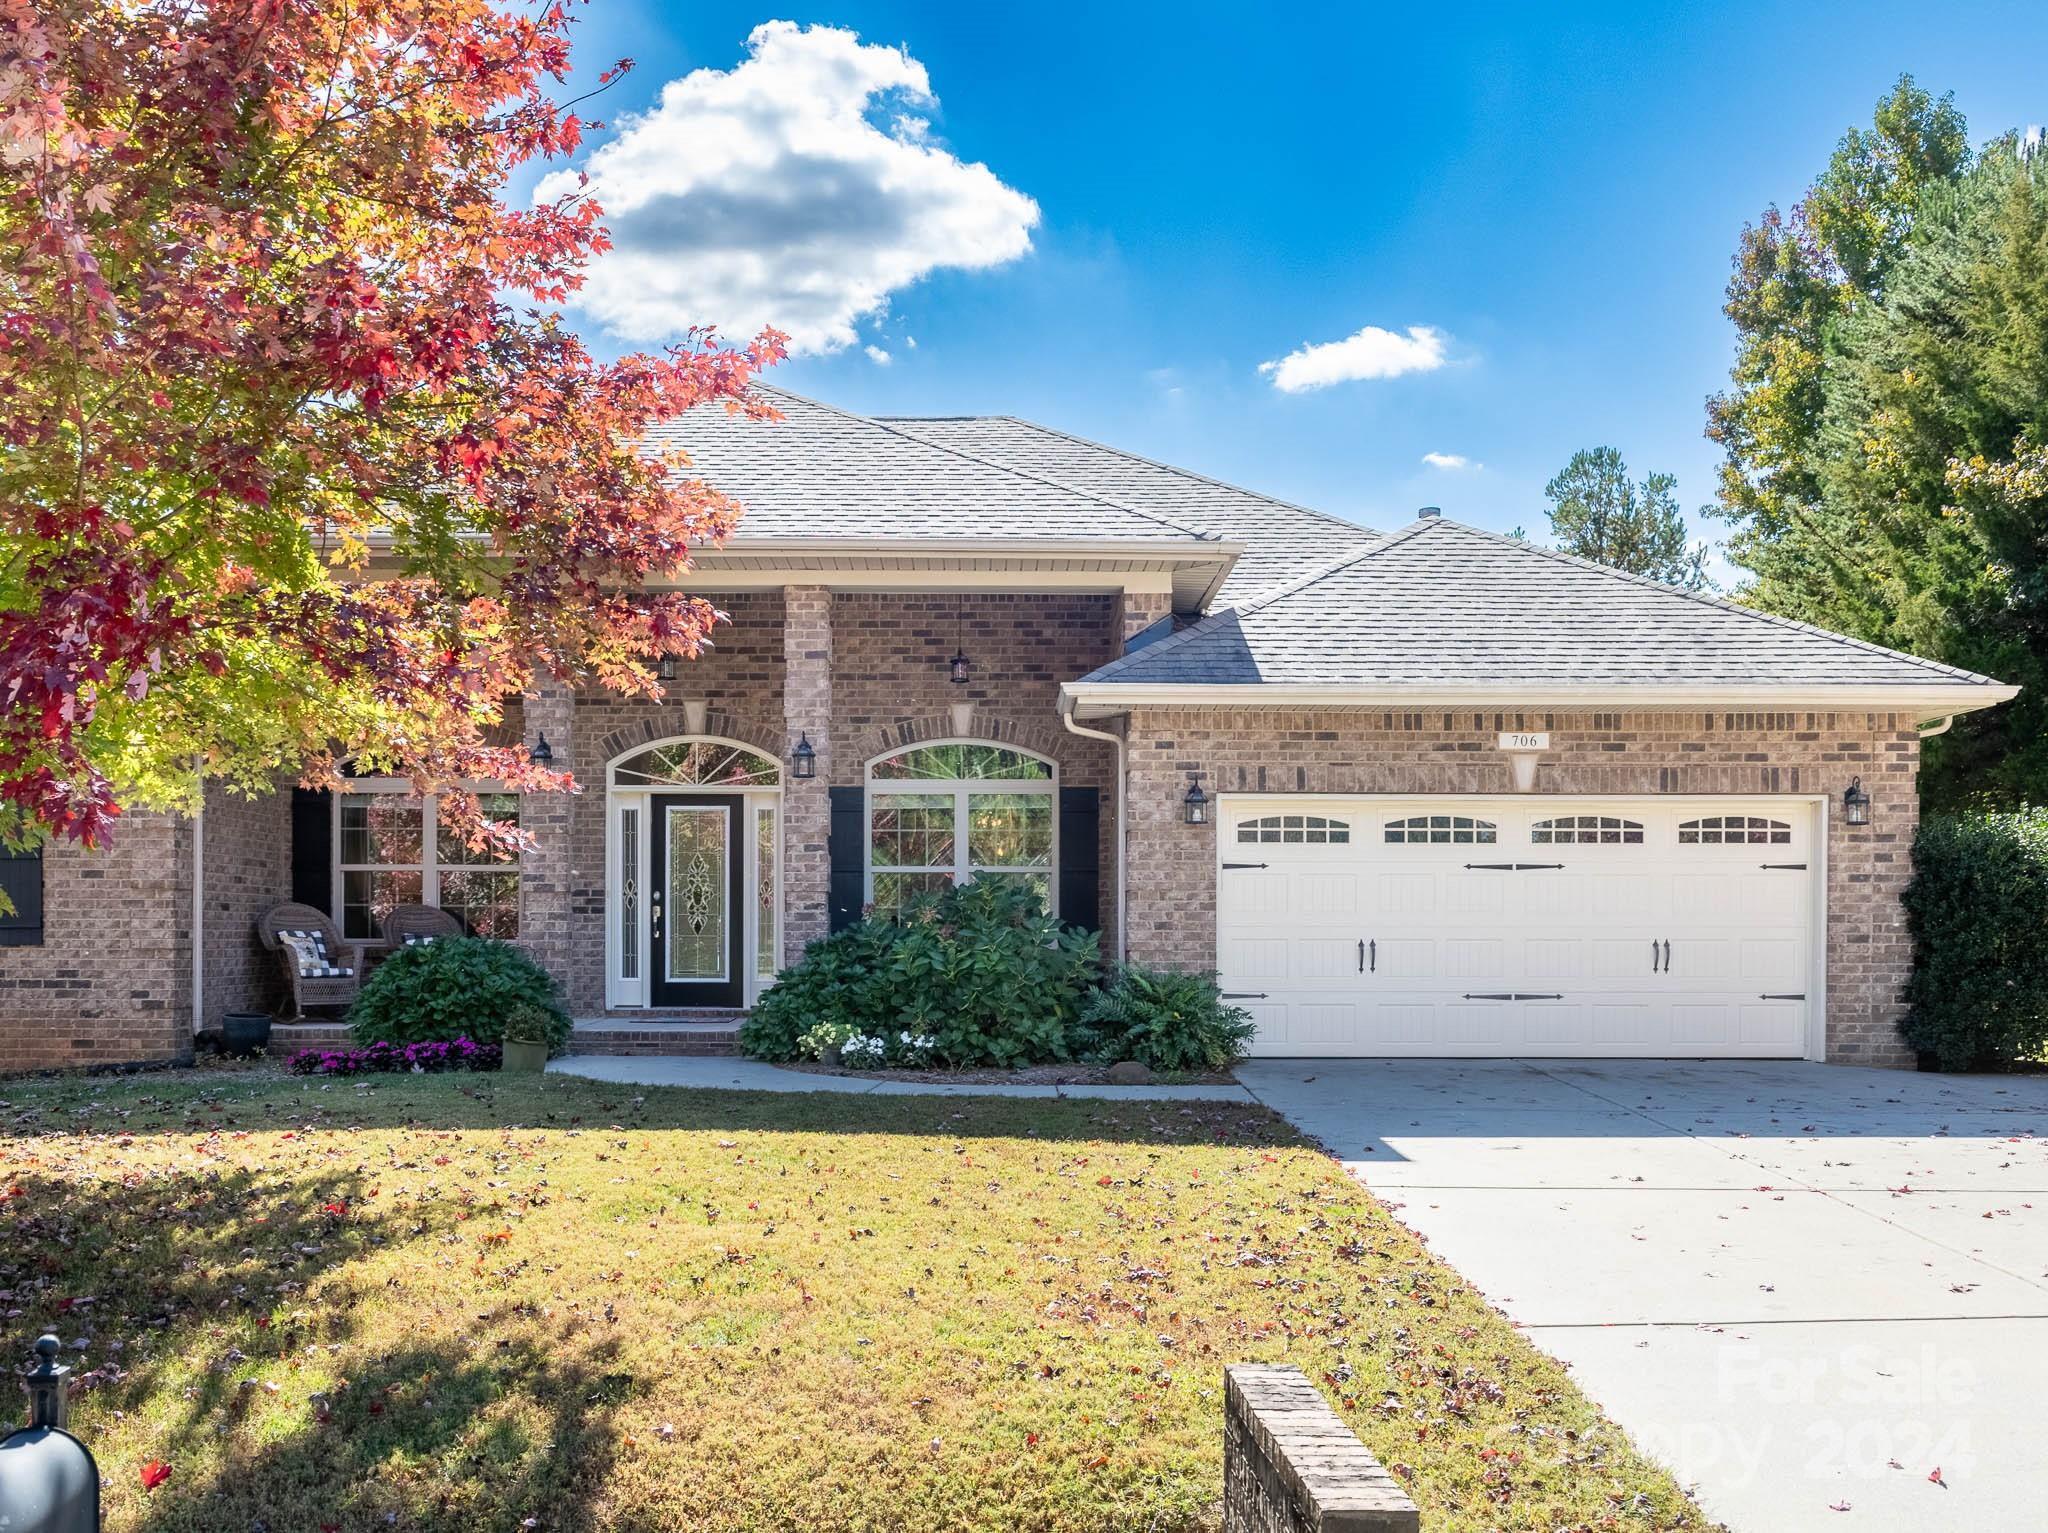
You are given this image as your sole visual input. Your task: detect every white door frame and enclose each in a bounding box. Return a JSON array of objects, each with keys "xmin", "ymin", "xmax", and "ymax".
[
  {"xmin": 1215, "ymin": 793, "xmax": 1830, "ymax": 1061},
  {"xmin": 603, "ymin": 737, "xmax": 783, "ymax": 1011}
]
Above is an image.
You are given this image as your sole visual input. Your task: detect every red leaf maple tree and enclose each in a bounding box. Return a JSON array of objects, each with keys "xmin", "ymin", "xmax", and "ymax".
[{"xmin": 0, "ymin": 0, "xmax": 783, "ymax": 854}]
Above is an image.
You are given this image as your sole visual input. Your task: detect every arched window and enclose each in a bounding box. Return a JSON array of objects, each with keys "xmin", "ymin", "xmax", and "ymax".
[
  {"xmin": 1383, "ymin": 813, "xmax": 1494, "ymax": 845},
  {"xmin": 1532, "ymin": 814, "xmax": 1644, "ymax": 845},
  {"xmin": 1679, "ymin": 813, "xmax": 1791, "ymax": 845},
  {"xmin": 609, "ymin": 739, "xmax": 780, "ymax": 788},
  {"xmin": 867, "ymin": 742, "xmax": 1055, "ymax": 918},
  {"xmin": 1236, "ymin": 813, "xmax": 1351, "ymax": 845}
]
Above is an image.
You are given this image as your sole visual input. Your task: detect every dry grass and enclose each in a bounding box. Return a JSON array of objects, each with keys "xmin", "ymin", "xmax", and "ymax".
[{"xmin": 0, "ymin": 1068, "xmax": 1716, "ymax": 1532}]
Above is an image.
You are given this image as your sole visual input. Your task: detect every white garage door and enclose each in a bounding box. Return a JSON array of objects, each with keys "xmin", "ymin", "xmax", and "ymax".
[{"xmin": 1218, "ymin": 798, "xmax": 1818, "ymax": 1058}]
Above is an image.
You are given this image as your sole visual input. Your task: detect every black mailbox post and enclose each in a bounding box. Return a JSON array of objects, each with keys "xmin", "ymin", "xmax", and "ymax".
[{"xmin": 0, "ymin": 1335, "xmax": 100, "ymax": 1532}]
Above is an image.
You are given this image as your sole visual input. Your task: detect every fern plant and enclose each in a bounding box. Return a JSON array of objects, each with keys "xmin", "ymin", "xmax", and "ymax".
[{"xmin": 1078, "ymin": 967, "xmax": 1254, "ymax": 1073}]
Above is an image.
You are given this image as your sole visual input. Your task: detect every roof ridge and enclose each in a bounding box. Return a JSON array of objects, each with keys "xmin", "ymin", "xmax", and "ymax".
[
  {"xmin": 750, "ymin": 385, "xmax": 1219, "ymax": 543},
  {"xmin": 1080, "ymin": 522, "xmax": 1432, "ymax": 682},
  {"xmin": 1424, "ymin": 518, "xmax": 2005, "ymax": 689},
  {"xmin": 889, "ymin": 412, "xmax": 1382, "ymax": 541}
]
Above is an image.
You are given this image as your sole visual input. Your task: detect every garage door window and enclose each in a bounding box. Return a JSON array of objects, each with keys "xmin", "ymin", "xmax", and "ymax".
[
  {"xmin": 1679, "ymin": 813, "xmax": 1791, "ymax": 845},
  {"xmin": 1236, "ymin": 814, "xmax": 1350, "ymax": 845},
  {"xmin": 1384, "ymin": 814, "xmax": 1496, "ymax": 845},
  {"xmin": 1531, "ymin": 814, "xmax": 1644, "ymax": 845}
]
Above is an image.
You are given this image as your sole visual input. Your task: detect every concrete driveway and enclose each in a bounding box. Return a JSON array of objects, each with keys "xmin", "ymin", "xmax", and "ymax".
[{"xmin": 1237, "ymin": 1059, "xmax": 2048, "ymax": 1533}]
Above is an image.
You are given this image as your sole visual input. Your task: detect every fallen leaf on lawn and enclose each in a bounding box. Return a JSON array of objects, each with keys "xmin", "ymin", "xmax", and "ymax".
[{"xmin": 140, "ymin": 1459, "xmax": 172, "ymax": 1491}]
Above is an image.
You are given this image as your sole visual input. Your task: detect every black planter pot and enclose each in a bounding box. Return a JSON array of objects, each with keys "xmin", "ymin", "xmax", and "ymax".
[{"xmin": 221, "ymin": 1011, "xmax": 274, "ymax": 1059}]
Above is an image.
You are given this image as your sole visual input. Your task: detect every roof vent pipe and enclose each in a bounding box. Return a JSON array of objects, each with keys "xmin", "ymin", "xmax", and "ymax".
[{"xmin": 1418, "ymin": 506, "xmax": 1441, "ymax": 519}]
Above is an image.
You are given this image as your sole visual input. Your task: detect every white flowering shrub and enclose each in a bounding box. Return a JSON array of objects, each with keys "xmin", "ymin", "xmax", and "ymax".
[{"xmin": 840, "ymin": 1034, "xmax": 887, "ymax": 1070}]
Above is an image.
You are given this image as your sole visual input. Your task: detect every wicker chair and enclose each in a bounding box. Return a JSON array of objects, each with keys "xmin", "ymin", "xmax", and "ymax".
[
  {"xmin": 255, "ymin": 901, "xmax": 366, "ymax": 1018},
  {"xmin": 380, "ymin": 903, "xmax": 467, "ymax": 949}
]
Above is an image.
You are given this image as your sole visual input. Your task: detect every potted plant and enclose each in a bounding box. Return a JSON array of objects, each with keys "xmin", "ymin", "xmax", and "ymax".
[
  {"xmin": 220, "ymin": 1010, "xmax": 274, "ymax": 1059},
  {"xmin": 500, "ymin": 1003, "xmax": 553, "ymax": 1074}
]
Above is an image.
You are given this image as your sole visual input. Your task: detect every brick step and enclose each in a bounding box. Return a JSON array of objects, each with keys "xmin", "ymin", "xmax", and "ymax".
[{"xmin": 567, "ymin": 1015, "xmax": 745, "ymax": 1057}]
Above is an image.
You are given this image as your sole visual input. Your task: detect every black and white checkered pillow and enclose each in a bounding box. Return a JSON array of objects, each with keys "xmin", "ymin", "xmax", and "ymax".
[
  {"xmin": 279, "ymin": 929, "xmax": 353, "ymax": 979},
  {"xmin": 401, "ymin": 931, "xmax": 440, "ymax": 946}
]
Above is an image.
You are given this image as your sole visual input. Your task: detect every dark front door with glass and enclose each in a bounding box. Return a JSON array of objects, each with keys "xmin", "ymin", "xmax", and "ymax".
[{"xmin": 649, "ymin": 795, "xmax": 745, "ymax": 1008}]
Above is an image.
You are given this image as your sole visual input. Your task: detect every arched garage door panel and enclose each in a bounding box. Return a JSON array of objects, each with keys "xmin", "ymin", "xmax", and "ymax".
[{"xmin": 1218, "ymin": 799, "xmax": 1816, "ymax": 1058}]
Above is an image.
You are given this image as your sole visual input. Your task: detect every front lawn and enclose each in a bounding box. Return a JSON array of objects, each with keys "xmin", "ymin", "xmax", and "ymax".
[{"xmin": 0, "ymin": 1070, "xmax": 1713, "ymax": 1532}]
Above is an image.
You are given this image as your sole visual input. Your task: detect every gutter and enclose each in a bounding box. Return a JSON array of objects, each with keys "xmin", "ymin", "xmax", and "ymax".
[
  {"xmin": 1059, "ymin": 700, "xmax": 1126, "ymax": 966},
  {"xmin": 190, "ymin": 783, "xmax": 205, "ymax": 1039},
  {"xmin": 1917, "ymin": 715, "xmax": 1956, "ymax": 738},
  {"xmin": 1061, "ymin": 681, "xmax": 2023, "ymax": 719}
]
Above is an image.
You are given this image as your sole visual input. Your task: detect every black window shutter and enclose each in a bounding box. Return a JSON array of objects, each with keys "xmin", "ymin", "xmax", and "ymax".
[
  {"xmin": 1058, "ymin": 785, "xmax": 1101, "ymax": 933},
  {"xmin": 827, "ymin": 786, "xmax": 865, "ymax": 933},
  {"xmin": 0, "ymin": 846, "xmax": 43, "ymax": 947},
  {"xmin": 290, "ymin": 787, "xmax": 334, "ymax": 913}
]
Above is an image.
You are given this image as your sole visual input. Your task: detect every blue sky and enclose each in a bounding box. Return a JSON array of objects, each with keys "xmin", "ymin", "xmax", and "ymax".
[{"xmin": 529, "ymin": 1, "xmax": 2048, "ymax": 560}]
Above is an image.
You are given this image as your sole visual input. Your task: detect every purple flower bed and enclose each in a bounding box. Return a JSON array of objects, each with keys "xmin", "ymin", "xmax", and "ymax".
[{"xmin": 286, "ymin": 1038, "xmax": 502, "ymax": 1076}]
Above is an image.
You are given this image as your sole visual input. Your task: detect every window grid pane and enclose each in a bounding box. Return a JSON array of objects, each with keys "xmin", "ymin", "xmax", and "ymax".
[{"xmin": 1384, "ymin": 814, "xmax": 1496, "ymax": 845}]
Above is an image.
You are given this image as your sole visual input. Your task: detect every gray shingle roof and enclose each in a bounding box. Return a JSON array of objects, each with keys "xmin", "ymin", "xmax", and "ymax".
[
  {"xmin": 887, "ymin": 414, "xmax": 1379, "ymax": 601},
  {"xmin": 1073, "ymin": 517, "xmax": 2010, "ymax": 694},
  {"xmin": 645, "ymin": 386, "xmax": 1216, "ymax": 543}
]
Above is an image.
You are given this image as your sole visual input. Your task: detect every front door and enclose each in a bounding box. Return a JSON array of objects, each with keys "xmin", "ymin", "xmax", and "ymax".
[{"xmin": 649, "ymin": 795, "xmax": 745, "ymax": 1007}]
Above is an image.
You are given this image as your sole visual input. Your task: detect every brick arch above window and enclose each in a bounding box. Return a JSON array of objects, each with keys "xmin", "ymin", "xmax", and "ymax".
[
  {"xmin": 593, "ymin": 710, "xmax": 783, "ymax": 766},
  {"xmin": 845, "ymin": 711, "xmax": 1068, "ymax": 768}
]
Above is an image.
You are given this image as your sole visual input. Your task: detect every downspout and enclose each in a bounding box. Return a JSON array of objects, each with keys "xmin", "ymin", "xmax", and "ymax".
[
  {"xmin": 190, "ymin": 777, "xmax": 206, "ymax": 1039},
  {"xmin": 1917, "ymin": 715, "xmax": 1955, "ymax": 739},
  {"xmin": 1061, "ymin": 701, "xmax": 1126, "ymax": 965}
]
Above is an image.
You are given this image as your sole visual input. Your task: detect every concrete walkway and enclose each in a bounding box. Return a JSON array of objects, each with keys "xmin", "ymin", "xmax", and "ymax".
[
  {"xmin": 1236, "ymin": 1058, "xmax": 2048, "ymax": 1533},
  {"xmin": 547, "ymin": 1053, "xmax": 1257, "ymax": 1101}
]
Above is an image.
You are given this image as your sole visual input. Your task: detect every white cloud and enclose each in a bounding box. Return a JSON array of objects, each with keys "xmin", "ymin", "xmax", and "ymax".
[
  {"xmin": 535, "ymin": 21, "xmax": 1040, "ymax": 353},
  {"xmin": 1421, "ymin": 451, "xmax": 1475, "ymax": 471},
  {"xmin": 1259, "ymin": 324, "xmax": 1448, "ymax": 393},
  {"xmin": 864, "ymin": 344, "xmax": 892, "ymax": 366}
]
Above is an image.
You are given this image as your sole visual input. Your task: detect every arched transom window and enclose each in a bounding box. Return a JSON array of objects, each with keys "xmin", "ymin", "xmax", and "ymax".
[
  {"xmin": 610, "ymin": 739, "xmax": 780, "ymax": 788},
  {"xmin": 867, "ymin": 743, "xmax": 1055, "ymax": 918},
  {"xmin": 1679, "ymin": 813, "xmax": 1791, "ymax": 845},
  {"xmin": 1237, "ymin": 813, "xmax": 1351, "ymax": 845},
  {"xmin": 1384, "ymin": 813, "xmax": 1494, "ymax": 845},
  {"xmin": 1532, "ymin": 814, "xmax": 1644, "ymax": 845}
]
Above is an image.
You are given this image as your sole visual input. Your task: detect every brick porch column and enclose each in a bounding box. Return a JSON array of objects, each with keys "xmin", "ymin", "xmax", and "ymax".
[
  {"xmin": 782, "ymin": 587, "xmax": 832, "ymax": 963},
  {"xmin": 520, "ymin": 682, "xmax": 576, "ymax": 987}
]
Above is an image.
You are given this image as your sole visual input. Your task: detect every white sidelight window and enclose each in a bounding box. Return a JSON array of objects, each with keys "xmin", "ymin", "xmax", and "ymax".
[{"xmin": 866, "ymin": 741, "xmax": 1056, "ymax": 920}]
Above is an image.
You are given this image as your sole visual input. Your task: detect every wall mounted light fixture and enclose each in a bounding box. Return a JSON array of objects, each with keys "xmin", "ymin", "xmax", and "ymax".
[{"xmin": 1843, "ymin": 776, "xmax": 1870, "ymax": 826}]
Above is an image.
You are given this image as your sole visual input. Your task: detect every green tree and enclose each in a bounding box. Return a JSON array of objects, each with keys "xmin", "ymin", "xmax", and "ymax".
[
  {"xmin": 1541, "ymin": 448, "xmax": 1709, "ymax": 589},
  {"xmin": 1806, "ymin": 137, "xmax": 2048, "ymax": 804},
  {"xmin": 1705, "ymin": 77, "xmax": 1970, "ymax": 624}
]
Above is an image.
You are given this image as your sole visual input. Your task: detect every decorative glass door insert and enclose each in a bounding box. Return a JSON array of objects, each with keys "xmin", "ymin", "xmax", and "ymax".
[{"xmin": 649, "ymin": 796, "xmax": 744, "ymax": 1007}]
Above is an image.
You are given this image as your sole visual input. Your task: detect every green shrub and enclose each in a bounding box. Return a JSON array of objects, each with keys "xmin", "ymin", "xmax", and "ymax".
[
  {"xmin": 738, "ymin": 878, "xmax": 1099, "ymax": 1068},
  {"xmin": 1078, "ymin": 967, "xmax": 1255, "ymax": 1073},
  {"xmin": 1902, "ymin": 808, "xmax": 2048, "ymax": 1070},
  {"xmin": 893, "ymin": 879, "xmax": 1099, "ymax": 1066},
  {"xmin": 350, "ymin": 937, "xmax": 571, "ymax": 1055},
  {"xmin": 738, "ymin": 920, "xmax": 902, "ymax": 1061}
]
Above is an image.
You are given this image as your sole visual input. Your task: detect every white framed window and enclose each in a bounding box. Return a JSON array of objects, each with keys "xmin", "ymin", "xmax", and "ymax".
[
  {"xmin": 866, "ymin": 741, "xmax": 1056, "ymax": 920},
  {"xmin": 334, "ymin": 787, "xmax": 520, "ymax": 940},
  {"xmin": 1532, "ymin": 814, "xmax": 1644, "ymax": 845},
  {"xmin": 1679, "ymin": 813, "xmax": 1792, "ymax": 845},
  {"xmin": 1383, "ymin": 813, "xmax": 1493, "ymax": 845},
  {"xmin": 1236, "ymin": 813, "xmax": 1351, "ymax": 845}
]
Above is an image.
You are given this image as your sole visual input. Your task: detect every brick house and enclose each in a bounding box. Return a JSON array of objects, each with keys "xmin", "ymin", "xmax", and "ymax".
[{"xmin": 0, "ymin": 387, "xmax": 2016, "ymax": 1072}]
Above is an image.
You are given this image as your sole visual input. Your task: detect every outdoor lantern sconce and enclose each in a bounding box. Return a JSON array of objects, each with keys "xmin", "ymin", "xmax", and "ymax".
[
  {"xmin": 948, "ymin": 602, "xmax": 970, "ymax": 684},
  {"xmin": 528, "ymin": 732, "xmax": 553, "ymax": 766},
  {"xmin": 1183, "ymin": 776, "xmax": 1209, "ymax": 826},
  {"xmin": 791, "ymin": 733, "xmax": 817, "ymax": 780},
  {"xmin": 1843, "ymin": 776, "xmax": 1870, "ymax": 826},
  {"xmin": 656, "ymin": 654, "xmax": 680, "ymax": 683}
]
